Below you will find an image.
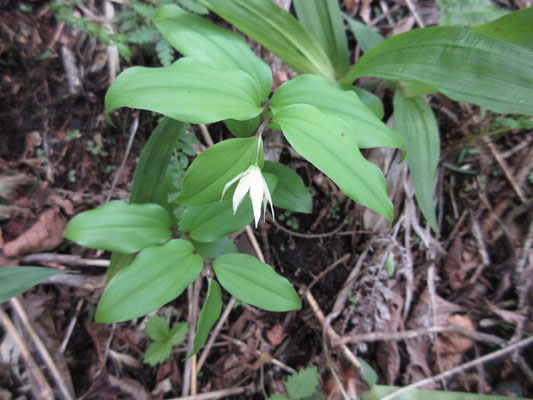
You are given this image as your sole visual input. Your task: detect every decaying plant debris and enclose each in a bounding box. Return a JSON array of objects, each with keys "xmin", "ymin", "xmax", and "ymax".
[{"xmin": 1, "ymin": 0, "xmax": 532, "ymax": 399}]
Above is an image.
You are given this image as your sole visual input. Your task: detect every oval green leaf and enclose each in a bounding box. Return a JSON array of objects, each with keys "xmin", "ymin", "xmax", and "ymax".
[
  {"xmin": 105, "ymin": 57, "xmax": 264, "ymax": 124},
  {"xmin": 262, "ymin": 161, "xmax": 312, "ymax": 214},
  {"xmin": 272, "ymin": 104, "xmax": 394, "ymax": 223},
  {"xmin": 64, "ymin": 201, "xmax": 172, "ymax": 253},
  {"xmin": 0, "ymin": 267, "xmax": 71, "ymax": 304},
  {"xmin": 181, "ymin": 200, "xmax": 254, "ymax": 242},
  {"xmin": 342, "ymin": 26, "xmax": 533, "ymax": 115},
  {"xmin": 224, "ymin": 117, "xmax": 260, "ymax": 138},
  {"xmin": 189, "ymin": 278, "xmax": 222, "ymax": 357},
  {"xmin": 190, "ymin": 237, "xmax": 238, "ymax": 259},
  {"xmin": 213, "ymin": 253, "xmax": 301, "ymax": 312},
  {"xmin": 176, "ymin": 136, "xmax": 262, "ymax": 206},
  {"xmin": 198, "ymin": 0, "xmax": 336, "ymax": 81},
  {"xmin": 154, "ymin": 5, "xmax": 272, "ymax": 100},
  {"xmin": 271, "ymin": 75, "xmax": 403, "ymax": 150},
  {"xmin": 95, "ymin": 240, "xmax": 203, "ymax": 323}
]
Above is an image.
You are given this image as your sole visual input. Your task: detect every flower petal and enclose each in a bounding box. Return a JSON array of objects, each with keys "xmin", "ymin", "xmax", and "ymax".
[
  {"xmin": 221, "ymin": 171, "xmax": 244, "ymax": 200},
  {"xmin": 232, "ymin": 171, "xmax": 253, "ymax": 214},
  {"xmin": 249, "ymin": 167, "xmax": 265, "ymax": 227}
]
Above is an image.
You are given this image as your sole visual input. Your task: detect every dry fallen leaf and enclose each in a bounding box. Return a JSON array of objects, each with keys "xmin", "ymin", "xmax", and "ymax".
[
  {"xmin": 3, "ymin": 207, "xmax": 66, "ymax": 257},
  {"xmin": 266, "ymin": 324, "xmax": 286, "ymax": 347}
]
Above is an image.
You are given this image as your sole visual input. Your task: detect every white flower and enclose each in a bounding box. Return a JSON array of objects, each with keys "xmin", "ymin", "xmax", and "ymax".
[{"xmin": 221, "ymin": 165, "xmax": 274, "ymax": 228}]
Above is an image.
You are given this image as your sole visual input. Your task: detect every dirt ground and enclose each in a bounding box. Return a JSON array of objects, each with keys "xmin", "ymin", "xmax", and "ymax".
[{"xmin": 0, "ymin": 0, "xmax": 532, "ymax": 399}]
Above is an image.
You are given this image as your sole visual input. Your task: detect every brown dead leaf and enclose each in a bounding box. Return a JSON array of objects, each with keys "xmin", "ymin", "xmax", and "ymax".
[
  {"xmin": 272, "ymin": 68, "xmax": 288, "ymax": 92},
  {"xmin": 85, "ymin": 373, "xmax": 149, "ymax": 400},
  {"xmin": 3, "ymin": 208, "xmax": 66, "ymax": 257},
  {"xmin": 487, "ymin": 302, "xmax": 527, "ymax": 325},
  {"xmin": 0, "ymin": 173, "xmax": 36, "ymax": 201},
  {"xmin": 266, "ymin": 324, "xmax": 286, "ymax": 347},
  {"xmin": 438, "ymin": 314, "xmax": 475, "ymax": 356},
  {"xmin": 443, "ymin": 237, "xmax": 477, "ymax": 291},
  {"xmin": 358, "ymin": 0, "xmax": 373, "ymax": 25}
]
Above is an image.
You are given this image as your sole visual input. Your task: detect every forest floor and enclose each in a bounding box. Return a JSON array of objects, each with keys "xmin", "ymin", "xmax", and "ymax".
[{"xmin": 0, "ymin": 0, "xmax": 532, "ymax": 399}]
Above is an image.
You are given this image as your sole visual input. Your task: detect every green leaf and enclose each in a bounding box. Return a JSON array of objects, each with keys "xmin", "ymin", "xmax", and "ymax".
[
  {"xmin": 190, "ymin": 237, "xmax": 238, "ymax": 259},
  {"xmin": 393, "ymin": 92, "xmax": 440, "ymax": 232},
  {"xmin": 105, "ymin": 57, "xmax": 264, "ymax": 124},
  {"xmin": 176, "ymin": 136, "xmax": 262, "ymax": 206},
  {"xmin": 472, "ymin": 8, "xmax": 533, "ymax": 51},
  {"xmin": 350, "ymin": 86, "xmax": 384, "ymax": 119},
  {"xmin": 344, "ymin": 16, "xmax": 384, "ymax": 53},
  {"xmin": 262, "ymin": 161, "xmax": 312, "ymax": 214},
  {"xmin": 286, "ymin": 366, "xmax": 320, "ymax": 399},
  {"xmin": 0, "ymin": 267, "xmax": 70, "ymax": 304},
  {"xmin": 293, "ymin": 0, "xmax": 349, "ymax": 77},
  {"xmin": 181, "ymin": 200, "xmax": 254, "ymax": 242},
  {"xmin": 106, "ymin": 118, "xmax": 187, "ymax": 283},
  {"xmin": 271, "ymin": 75, "xmax": 403, "ymax": 150},
  {"xmin": 144, "ymin": 340, "xmax": 173, "ymax": 366},
  {"xmin": 176, "ymin": 0, "xmax": 209, "ymax": 15},
  {"xmin": 198, "ymin": 0, "xmax": 336, "ymax": 81},
  {"xmin": 268, "ymin": 396, "xmax": 289, "ymax": 400},
  {"xmin": 154, "ymin": 5, "xmax": 272, "ymax": 100},
  {"xmin": 358, "ymin": 356, "xmax": 378, "ymax": 388},
  {"xmin": 155, "ymin": 38, "xmax": 175, "ymax": 66},
  {"xmin": 143, "ymin": 320, "xmax": 188, "ymax": 366},
  {"xmin": 366, "ymin": 385, "xmax": 530, "ymax": 400},
  {"xmin": 130, "ymin": 117, "xmax": 188, "ymax": 206},
  {"xmin": 189, "ymin": 279, "xmax": 222, "ymax": 357},
  {"xmin": 224, "ymin": 117, "xmax": 260, "ymax": 138},
  {"xmin": 95, "ymin": 240, "xmax": 203, "ymax": 323},
  {"xmin": 213, "ymin": 253, "xmax": 301, "ymax": 312},
  {"xmin": 105, "ymin": 253, "xmax": 133, "ymax": 284},
  {"xmin": 437, "ymin": 0, "xmax": 506, "ymax": 27},
  {"xmin": 342, "ymin": 26, "xmax": 533, "ymax": 115},
  {"xmin": 169, "ymin": 321, "xmax": 188, "ymax": 345},
  {"xmin": 64, "ymin": 201, "xmax": 172, "ymax": 253},
  {"xmin": 145, "ymin": 315, "xmax": 170, "ymax": 341},
  {"xmin": 272, "ymin": 104, "xmax": 394, "ymax": 224}
]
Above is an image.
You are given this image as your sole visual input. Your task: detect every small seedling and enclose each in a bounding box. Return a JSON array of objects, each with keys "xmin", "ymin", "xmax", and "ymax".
[
  {"xmin": 269, "ymin": 366, "xmax": 323, "ymax": 400},
  {"xmin": 143, "ymin": 315, "xmax": 188, "ymax": 366}
]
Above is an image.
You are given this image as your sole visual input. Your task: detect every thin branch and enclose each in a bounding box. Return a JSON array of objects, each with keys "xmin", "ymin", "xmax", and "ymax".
[
  {"xmin": 104, "ymin": 113, "xmax": 139, "ymax": 203},
  {"xmin": 10, "ymin": 298, "xmax": 74, "ymax": 400},
  {"xmin": 0, "ymin": 307, "xmax": 55, "ymax": 399},
  {"xmin": 380, "ymin": 336, "xmax": 533, "ymax": 400},
  {"xmin": 333, "ymin": 325, "xmax": 506, "ymax": 347},
  {"xmin": 169, "ymin": 384, "xmax": 254, "ymax": 400}
]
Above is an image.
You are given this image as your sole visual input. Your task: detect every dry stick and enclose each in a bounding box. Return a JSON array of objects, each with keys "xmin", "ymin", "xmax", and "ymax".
[
  {"xmin": 21, "ymin": 253, "xmax": 110, "ymax": 268},
  {"xmin": 220, "ymin": 334, "xmax": 295, "ymax": 374},
  {"xmin": 469, "ymin": 214, "xmax": 491, "ymax": 284},
  {"xmin": 0, "ymin": 307, "xmax": 55, "ymax": 400},
  {"xmin": 381, "ymin": 335, "xmax": 533, "ymax": 400},
  {"xmin": 104, "ymin": 113, "xmax": 139, "ymax": 203},
  {"xmin": 307, "ymin": 253, "xmax": 351, "ymax": 293},
  {"xmin": 197, "ymin": 225, "xmax": 265, "ymax": 372},
  {"xmin": 484, "ymin": 138, "xmax": 527, "ymax": 203},
  {"xmin": 404, "ymin": 0, "xmax": 425, "ymax": 27},
  {"xmin": 183, "ymin": 276, "xmax": 202, "ymax": 397},
  {"xmin": 199, "ymin": 124, "xmax": 214, "ymax": 147},
  {"xmin": 59, "ymin": 299, "xmax": 84, "ymax": 354},
  {"xmin": 304, "ymin": 289, "xmax": 362, "ymax": 370},
  {"xmin": 170, "ymin": 384, "xmax": 253, "ymax": 400},
  {"xmin": 333, "ymin": 325, "xmax": 506, "ymax": 347},
  {"xmin": 9, "ymin": 298, "xmax": 74, "ymax": 400}
]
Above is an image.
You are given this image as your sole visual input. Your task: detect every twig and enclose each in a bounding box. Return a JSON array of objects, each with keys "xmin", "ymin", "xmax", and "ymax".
[
  {"xmin": 333, "ymin": 325, "xmax": 506, "ymax": 347},
  {"xmin": 245, "ymin": 225, "xmax": 265, "ymax": 262},
  {"xmin": 104, "ymin": 114, "xmax": 139, "ymax": 203},
  {"xmin": 21, "ymin": 253, "xmax": 110, "ymax": 268},
  {"xmin": 515, "ymin": 218, "xmax": 533, "ymax": 310},
  {"xmin": 197, "ymin": 296, "xmax": 237, "ymax": 372},
  {"xmin": 9, "ymin": 298, "xmax": 74, "ymax": 400},
  {"xmin": 220, "ymin": 334, "xmax": 295, "ymax": 374},
  {"xmin": 404, "ymin": 0, "xmax": 425, "ymax": 27},
  {"xmin": 60, "ymin": 45, "xmax": 82, "ymax": 96},
  {"xmin": 307, "ymin": 253, "xmax": 351, "ymax": 293},
  {"xmin": 183, "ymin": 276, "xmax": 202, "ymax": 397},
  {"xmin": 199, "ymin": 124, "xmax": 214, "ymax": 147},
  {"xmin": 59, "ymin": 299, "xmax": 84, "ymax": 354},
  {"xmin": 304, "ymin": 289, "xmax": 362, "ymax": 371},
  {"xmin": 483, "ymin": 137, "xmax": 527, "ymax": 203},
  {"xmin": 271, "ymin": 218, "xmax": 348, "ymax": 239},
  {"xmin": 0, "ymin": 307, "xmax": 55, "ymax": 399},
  {"xmin": 169, "ymin": 384, "xmax": 254, "ymax": 400},
  {"xmin": 380, "ymin": 336, "xmax": 533, "ymax": 400},
  {"xmin": 469, "ymin": 213, "xmax": 490, "ymax": 284}
]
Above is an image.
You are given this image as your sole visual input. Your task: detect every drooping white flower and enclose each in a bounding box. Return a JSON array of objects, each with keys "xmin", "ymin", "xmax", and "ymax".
[{"xmin": 221, "ymin": 165, "xmax": 274, "ymax": 228}]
